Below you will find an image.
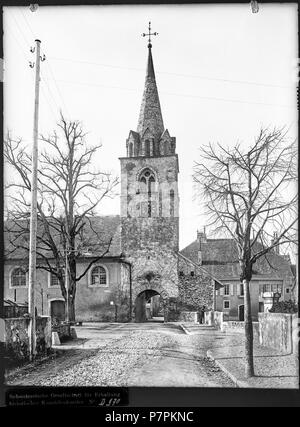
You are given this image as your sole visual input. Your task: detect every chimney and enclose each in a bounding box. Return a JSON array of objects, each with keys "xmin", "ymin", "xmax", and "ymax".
[
  {"xmin": 197, "ymin": 227, "xmax": 207, "ymax": 245},
  {"xmin": 197, "ymin": 227, "xmax": 207, "ymax": 265},
  {"xmin": 271, "ymin": 232, "xmax": 280, "ymax": 255},
  {"xmin": 283, "ymin": 254, "xmax": 291, "ymax": 263}
]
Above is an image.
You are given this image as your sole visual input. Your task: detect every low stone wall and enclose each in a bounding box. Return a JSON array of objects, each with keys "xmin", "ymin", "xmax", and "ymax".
[
  {"xmin": 221, "ymin": 320, "xmax": 259, "ymax": 339},
  {"xmin": 52, "ymin": 323, "xmax": 71, "ymax": 342},
  {"xmin": 204, "ymin": 311, "xmax": 223, "ymax": 329},
  {"xmin": 4, "ymin": 316, "xmax": 52, "ymax": 361},
  {"xmin": 179, "ymin": 311, "xmax": 198, "ymax": 323},
  {"xmin": 259, "ymin": 313, "xmax": 297, "ymax": 354}
]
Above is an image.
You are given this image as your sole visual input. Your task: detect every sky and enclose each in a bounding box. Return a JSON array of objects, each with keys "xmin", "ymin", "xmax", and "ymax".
[{"xmin": 3, "ymin": 3, "xmax": 298, "ymax": 251}]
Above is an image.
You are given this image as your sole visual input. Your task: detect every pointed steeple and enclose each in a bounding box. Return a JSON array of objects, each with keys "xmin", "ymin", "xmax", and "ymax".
[{"xmin": 137, "ymin": 43, "xmax": 164, "ymax": 141}]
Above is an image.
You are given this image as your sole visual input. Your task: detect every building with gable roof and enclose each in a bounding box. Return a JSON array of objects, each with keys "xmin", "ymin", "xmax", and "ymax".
[{"xmin": 180, "ymin": 230, "xmax": 296, "ymax": 321}]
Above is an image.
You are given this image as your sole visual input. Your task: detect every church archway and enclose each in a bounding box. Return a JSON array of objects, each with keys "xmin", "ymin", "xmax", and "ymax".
[{"xmin": 134, "ymin": 289, "xmax": 166, "ymax": 322}]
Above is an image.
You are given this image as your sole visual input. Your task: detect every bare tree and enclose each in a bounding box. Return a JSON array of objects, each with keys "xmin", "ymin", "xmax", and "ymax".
[
  {"xmin": 4, "ymin": 113, "xmax": 119, "ymax": 321},
  {"xmin": 193, "ymin": 127, "xmax": 297, "ymax": 377}
]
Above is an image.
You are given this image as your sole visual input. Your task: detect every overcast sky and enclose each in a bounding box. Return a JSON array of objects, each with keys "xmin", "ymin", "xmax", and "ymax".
[{"xmin": 3, "ymin": 3, "xmax": 298, "ymax": 250}]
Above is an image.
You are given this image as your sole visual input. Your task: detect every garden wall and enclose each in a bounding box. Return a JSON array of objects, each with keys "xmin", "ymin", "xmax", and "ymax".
[
  {"xmin": 259, "ymin": 312, "xmax": 298, "ymax": 354},
  {"xmin": 4, "ymin": 316, "xmax": 52, "ymax": 361},
  {"xmin": 179, "ymin": 311, "xmax": 198, "ymax": 323},
  {"xmin": 221, "ymin": 320, "xmax": 260, "ymax": 340}
]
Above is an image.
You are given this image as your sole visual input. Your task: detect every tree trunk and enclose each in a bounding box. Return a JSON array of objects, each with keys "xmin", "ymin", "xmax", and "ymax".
[
  {"xmin": 68, "ymin": 294, "xmax": 76, "ymax": 323},
  {"xmin": 243, "ymin": 278, "xmax": 255, "ymax": 377}
]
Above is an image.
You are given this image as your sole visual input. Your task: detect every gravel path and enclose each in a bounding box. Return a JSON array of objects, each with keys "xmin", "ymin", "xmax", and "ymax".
[{"xmin": 6, "ymin": 323, "xmax": 235, "ymax": 387}]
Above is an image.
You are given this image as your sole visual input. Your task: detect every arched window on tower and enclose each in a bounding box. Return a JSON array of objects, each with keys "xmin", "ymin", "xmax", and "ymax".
[
  {"xmin": 139, "ymin": 169, "xmax": 156, "ymax": 217},
  {"xmin": 145, "ymin": 140, "xmax": 151, "ymax": 156},
  {"xmin": 170, "ymin": 189, "xmax": 175, "ymax": 217},
  {"xmin": 128, "ymin": 143, "xmax": 133, "ymax": 157}
]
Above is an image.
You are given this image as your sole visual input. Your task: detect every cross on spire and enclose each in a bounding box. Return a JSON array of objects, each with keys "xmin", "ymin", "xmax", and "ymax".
[{"xmin": 141, "ymin": 21, "xmax": 158, "ymax": 48}]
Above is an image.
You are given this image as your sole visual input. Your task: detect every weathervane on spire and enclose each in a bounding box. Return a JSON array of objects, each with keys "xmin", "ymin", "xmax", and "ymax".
[{"xmin": 141, "ymin": 21, "xmax": 158, "ymax": 48}]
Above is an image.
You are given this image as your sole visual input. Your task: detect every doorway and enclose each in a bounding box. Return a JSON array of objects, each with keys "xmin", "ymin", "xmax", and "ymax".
[
  {"xmin": 50, "ymin": 300, "xmax": 65, "ymax": 321},
  {"xmin": 238, "ymin": 304, "xmax": 244, "ymax": 321},
  {"xmin": 135, "ymin": 290, "xmax": 164, "ymax": 322}
]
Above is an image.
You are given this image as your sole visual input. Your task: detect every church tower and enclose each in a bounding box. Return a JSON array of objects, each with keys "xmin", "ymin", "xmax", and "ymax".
[{"xmin": 120, "ymin": 23, "xmax": 179, "ymax": 321}]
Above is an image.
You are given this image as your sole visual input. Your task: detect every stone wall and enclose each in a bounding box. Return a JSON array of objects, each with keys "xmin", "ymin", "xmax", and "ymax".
[
  {"xmin": 179, "ymin": 311, "xmax": 199, "ymax": 323},
  {"xmin": 4, "ymin": 316, "xmax": 52, "ymax": 361},
  {"xmin": 259, "ymin": 312, "xmax": 297, "ymax": 354},
  {"xmin": 221, "ymin": 320, "xmax": 260, "ymax": 339},
  {"xmin": 204, "ymin": 311, "xmax": 224, "ymax": 329},
  {"xmin": 52, "ymin": 323, "xmax": 71, "ymax": 342},
  {"xmin": 121, "ymin": 217, "xmax": 180, "ymax": 322},
  {"xmin": 178, "ymin": 255, "xmax": 214, "ymax": 311}
]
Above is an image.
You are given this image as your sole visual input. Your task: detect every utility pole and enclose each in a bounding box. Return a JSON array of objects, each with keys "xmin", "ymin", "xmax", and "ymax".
[{"xmin": 28, "ymin": 39, "xmax": 46, "ymax": 361}]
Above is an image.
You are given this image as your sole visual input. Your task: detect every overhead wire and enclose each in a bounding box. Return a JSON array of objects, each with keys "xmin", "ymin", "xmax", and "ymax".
[
  {"xmin": 17, "ymin": 7, "xmax": 71, "ymax": 117},
  {"xmin": 51, "ymin": 78, "xmax": 294, "ymax": 110},
  {"xmin": 48, "ymin": 56, "xmax": 293, "ymax": 90}
]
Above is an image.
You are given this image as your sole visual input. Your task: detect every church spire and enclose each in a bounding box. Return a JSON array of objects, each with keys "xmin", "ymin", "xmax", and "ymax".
[{"xmin": 137, "ymin": 22, "xmax": 164, "ymax": 141}]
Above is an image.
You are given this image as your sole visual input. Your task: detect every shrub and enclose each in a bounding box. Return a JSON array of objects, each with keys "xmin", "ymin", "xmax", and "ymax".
[{"xmin": 269, "ymin": 300, "xmax": 298, "ymax": 314}]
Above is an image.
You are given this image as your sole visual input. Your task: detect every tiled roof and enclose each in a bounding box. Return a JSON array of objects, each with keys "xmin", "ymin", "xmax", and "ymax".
[
  {"xmin": 180, "ymin": 238, "xmax": 294, "ymax": 281},
  {"xmin": 4, "ymin": 215, "xmax": 121, "ymax": 260}
]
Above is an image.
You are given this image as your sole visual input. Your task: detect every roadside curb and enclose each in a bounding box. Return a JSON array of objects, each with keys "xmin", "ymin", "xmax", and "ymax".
[
  {"xmin": 179, "ymin": 323, "xmax": 192, "ymax": 335},
  {"xmin": 206, "ymin": 350, "xmax": 249, "ymax": 388}
]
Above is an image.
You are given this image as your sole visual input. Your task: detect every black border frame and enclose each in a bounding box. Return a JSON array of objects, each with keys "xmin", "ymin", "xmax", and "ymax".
[{"xmin": 0, "ymin": 0, "xmax": 299, "ymax": 408}]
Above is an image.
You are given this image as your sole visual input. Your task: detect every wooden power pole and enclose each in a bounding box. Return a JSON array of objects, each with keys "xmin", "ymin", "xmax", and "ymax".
[{"xmin": 28, "ymin": 39, "xmax": 45, "ymax": 361}]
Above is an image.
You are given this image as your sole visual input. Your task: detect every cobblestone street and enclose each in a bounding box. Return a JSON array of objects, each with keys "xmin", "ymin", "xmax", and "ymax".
[{"xmin": 5, "ymin": 322, "xmax": 235, "ymax": 387}]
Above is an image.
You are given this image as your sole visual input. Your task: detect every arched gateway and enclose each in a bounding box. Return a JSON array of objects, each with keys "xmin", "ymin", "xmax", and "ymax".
[{"xmin": 133, "ymin": 282, "xmax": 169, "ymax": 322}]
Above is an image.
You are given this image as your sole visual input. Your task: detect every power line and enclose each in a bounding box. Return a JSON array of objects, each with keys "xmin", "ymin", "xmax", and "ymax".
[
  {"xmin": 48, "ymin": 55, "xmax": 292, "ymax": 90},
  {"xmin": 45, "ymin": 61, "xmax": 71, "ymax": 117},
  {"xmin": 40, "ymin": 70, "xmax": 60, "ymax": 120},
  {"xmin": 7, "ymin": 9, "xmax": 31, "ymax": 48},
  {"xmin": 5, "ymin": 16, "xmax": 59, "ymax": 125},
  {"xmin": 18, "ymin": 7, "xmax": 71, "ymax": 117},
  {"xmin": 51, "ymin": 77, "xmax": 294, "ymax": 109}
]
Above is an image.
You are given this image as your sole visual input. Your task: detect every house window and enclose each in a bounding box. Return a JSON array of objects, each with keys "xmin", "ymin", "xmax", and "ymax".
[
  {"xmin": 285, "ymin": 288, "xmax": 290, "ymax": 294},
  {"xmin": 272, "ymin": 284, "xmax": 282, "ymax": 293},
  {"xmin": 11, "ymin": 268, "xmax": 27, "ymax": 287},
  {"xmin": 91, "ymin": 266, "xmax": 107, "ymax": 286},
  {"xmin": 265, "ymin": 284, "xmax": 272, "ymax": 293},
  {"xmin": 223, "ymin": 300, "xmax": 230, "ymax": 309},
  {"xmin": 50, "ymin": 272, "xmax": 64, "ymax": 287},
  {"xmin": 224, "ymin": 284, "xmax": 230, "ymax": 295},
  {"xmin": 240, "ymin": 283, "xmax": 244, "ymax": 296}
]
